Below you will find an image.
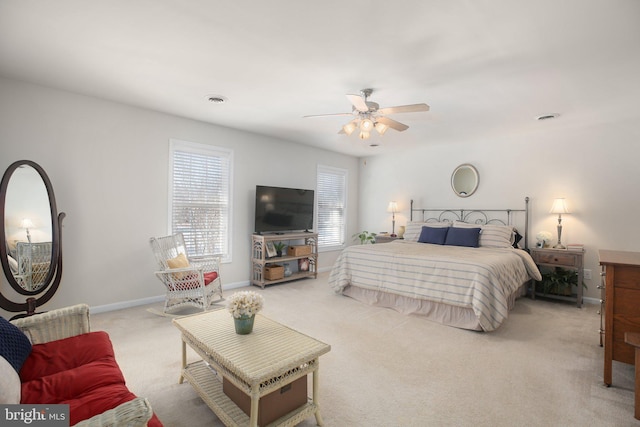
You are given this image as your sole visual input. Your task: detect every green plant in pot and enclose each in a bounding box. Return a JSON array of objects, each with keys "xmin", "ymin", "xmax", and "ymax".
[
  {"xmin": 536, "ymin": 267, "xmax": 587, "ymax": 296},
  {"xmin": 273, "ymin": 242, "xmax": 286, "ymax": 257},
  {"xmin": 352, "ymin": 231, "xmax": 377, "ymax": 245}
]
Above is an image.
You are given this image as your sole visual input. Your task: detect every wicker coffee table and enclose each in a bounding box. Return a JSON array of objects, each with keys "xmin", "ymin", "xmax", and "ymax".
[{"xmin": 172, "ymin": 310, "xmax": 331, "ymax": 427}]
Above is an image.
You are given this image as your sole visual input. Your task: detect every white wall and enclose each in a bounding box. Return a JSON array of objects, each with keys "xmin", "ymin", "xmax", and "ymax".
[
  {"xmin": 0, "ymin": 78, "xmax": 359, "ymax": 318},
  {"xmin": 358, "ymin": 116, "xmax": 639, "ymax": 301}
]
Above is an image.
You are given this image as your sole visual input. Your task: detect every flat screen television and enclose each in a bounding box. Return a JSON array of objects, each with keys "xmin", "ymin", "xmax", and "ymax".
[{"xmin": 254, "ymin": 185, "xmax": 314, "ymax": 234}]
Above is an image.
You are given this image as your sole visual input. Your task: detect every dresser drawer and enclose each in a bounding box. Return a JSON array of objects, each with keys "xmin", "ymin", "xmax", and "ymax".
[
  {"xmin": 611, "ymin": 265, "xmax": 640, "ymax": 291},
  {"xmin": 533, "ymin": 251, "xmax": 580, "ymax": 267}
]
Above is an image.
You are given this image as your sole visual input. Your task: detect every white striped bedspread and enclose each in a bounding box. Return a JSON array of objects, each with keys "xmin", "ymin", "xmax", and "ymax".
[{"xmin": 328, "ymin": 241, "xmax": 542, "ymax": 331}]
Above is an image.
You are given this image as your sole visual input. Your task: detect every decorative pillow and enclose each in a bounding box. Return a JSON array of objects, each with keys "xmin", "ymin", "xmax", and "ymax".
[
  {"xmin": 454, "ymin": 222, "xmax": 514, "ymax": 248},
  {"xmin": 167, "ymin": 253, "xmax": 190, "ymax": 279},
  {"xmin": 0, "ymin": 316, "xmax": 32, "ymax": 373},
  {"xmin": 404, "ymin": 221, "xmax": 451, "ymax": 242},
  {"xmin": 513, "ymin": 229, "xmax": 523, "ymax": 248},
  {"xmin": 167, "ymin": 252, "xmax": 189, "ymax": 269},
  {"xmin": 8, "ymin": 255, "xmax": 18, "ymax": 274},
  {"xmin": 418, "ymin": 226, "xmax": 449, "ymax": 245},
  {"xmin": 445, "ymin": 227, "xmax": 481, "ymax": 248},
  {"xmin": 0, "ymin": 355, "xmax": 20, "ymax": 403}
]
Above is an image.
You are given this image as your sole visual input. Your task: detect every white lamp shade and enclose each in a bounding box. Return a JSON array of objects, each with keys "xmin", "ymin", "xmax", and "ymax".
[
  {"xmin": 360, "ymin": 118, "xmax": 374, "ymax": 131},
  {"xmin": 374, "ymin": 122, "xmax": 389, "ymax": 135},
  {"xmin": 387, "ymin": 201, "xmax": 398, "ymax": 213},
  {"xmin": 359, "ymin": 131, "xmax": 370, "ymax": 140},
  {"xmin": 20, "ymin": 218, "xmax": 34, "ymax": 229},
  {"xmin": 549, "ymin": 198, "xmax": 570, "ymax": 214},
  {"xmin": 342, "ymin": 122, "xmax": 357, "ymax": 136}
]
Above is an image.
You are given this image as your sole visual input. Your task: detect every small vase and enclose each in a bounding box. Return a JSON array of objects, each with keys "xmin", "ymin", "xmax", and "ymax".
[{"xmin": 234, "ymin": 314, "xmax": 255, "ymax": 335}]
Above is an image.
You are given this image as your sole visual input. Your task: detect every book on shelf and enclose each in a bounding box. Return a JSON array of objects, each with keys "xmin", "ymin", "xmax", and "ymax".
[{"xmin": 566, "ymin": 244, "xmax": 584, "ymax": 251}]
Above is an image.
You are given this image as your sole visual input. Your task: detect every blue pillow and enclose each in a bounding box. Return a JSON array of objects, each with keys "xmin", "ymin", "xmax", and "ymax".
[
  {"xmin": 0, "ymin": 316, "xmax": 32, "ymax": 373},
  {"xmin": 418, "ymin": 226, "xmax": 449, "ymax": 245},
  {"xmin": 445, "ymin": 227, "xmax": 481, "ymax": 248}
]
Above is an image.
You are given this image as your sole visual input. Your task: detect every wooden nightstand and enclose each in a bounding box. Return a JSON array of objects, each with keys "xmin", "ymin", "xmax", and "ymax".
[
  {"xmin": 530, "ymin": 247, "xmax": 585, "ymax": 308},
  {"xmin": 375, "ymin": 235, "xmax": 401, "ymax": 244}
]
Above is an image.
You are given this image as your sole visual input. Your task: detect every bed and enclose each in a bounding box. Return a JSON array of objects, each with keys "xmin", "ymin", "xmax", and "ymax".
[{"xmin": 328, "ymin": 198, "xmax": 542, "ymax": 331}]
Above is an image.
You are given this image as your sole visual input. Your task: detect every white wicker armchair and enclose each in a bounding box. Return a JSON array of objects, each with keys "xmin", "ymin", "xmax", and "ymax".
[
  {"xmin": 149, "ymin": 233, "xmax": 223, "ymax": 313},
  {"xmin": 11, "ymin": 304, "xmax": 154, "ymax": 427},
  {"xmin": 15, "ymin": 241, "xmax": 52, "ymax": 291}
]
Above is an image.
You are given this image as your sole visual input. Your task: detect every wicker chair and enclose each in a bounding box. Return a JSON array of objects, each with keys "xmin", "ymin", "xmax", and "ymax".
[
  {"xmin": 149, "ymin": 233, "xmax": 223, "ymax": 313},
  {"xmin": 15, "ymin": 241, "xmax": 52, "ymax": 291},
  {"xmin": 11, "ymin": 304, "xmax": 155, "ymax": 427}
]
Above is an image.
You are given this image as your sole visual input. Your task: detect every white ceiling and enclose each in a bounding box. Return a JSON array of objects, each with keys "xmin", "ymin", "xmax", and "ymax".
[{"xmin": 1, "ymin": 1, "xmax": 639, "ymax": 157}]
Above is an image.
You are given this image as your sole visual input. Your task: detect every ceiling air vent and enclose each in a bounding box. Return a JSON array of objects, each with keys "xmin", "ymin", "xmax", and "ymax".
[
  {"xmin": 206, "ymin": 95, "xmax": 227, "ymax": 104},
  {"xmin": 536, "ymin": 113, "xmax": 559, "ymax": 121}
]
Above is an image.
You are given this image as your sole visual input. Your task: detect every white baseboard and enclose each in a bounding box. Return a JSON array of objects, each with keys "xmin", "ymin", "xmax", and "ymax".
[
  {"xmin": 90, "ymin": 280, "xmax": 252, "ymax": 314},
  {"xmin": 582, "ymin": 296, "xmax": 600, "ymax": 306},
  {"xmin": 91, "ymin": 295, "xmax": 165, "ymax": 314}
]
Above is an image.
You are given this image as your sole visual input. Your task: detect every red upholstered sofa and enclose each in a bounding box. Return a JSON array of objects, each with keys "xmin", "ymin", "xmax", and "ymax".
[{"xmin": 10, "ymin": 304, "xmax": 162, "ymax": 426}]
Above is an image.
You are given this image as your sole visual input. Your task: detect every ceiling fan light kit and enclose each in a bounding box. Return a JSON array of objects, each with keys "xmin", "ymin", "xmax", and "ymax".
[
  {"xmin": 304, "ymin": 88, "xmax": 429, "ymax": 142},
  {"xmin": 343, "ymin": 121, "xmax": 357, "ymax": 135}
]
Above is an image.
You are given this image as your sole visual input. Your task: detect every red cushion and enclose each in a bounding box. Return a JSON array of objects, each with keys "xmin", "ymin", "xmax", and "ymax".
[
  {"xmin": 20, "ymin": 331, "xmax": 163, "ymax": 426},
  {"xmin": 177, "ymin": 271, "xmax": 218, "ymax": 289},
  {"xmin": 204, "ymin": 271, "xmax": 218, "ymax": 285},
  {"xmin": 20, "ymin": 331, "xmax": 115, "ymax": 382}
]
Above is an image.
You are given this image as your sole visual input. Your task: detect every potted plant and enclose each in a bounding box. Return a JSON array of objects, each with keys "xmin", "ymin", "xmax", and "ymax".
[
  {"xmin": 536, "ymin": 267, "xmax": 587, "ymax": 296},
  {"xmin": 352, "ymin": 231, "xmax": 377, "ymax": 244},
  {"xmin": 227, "ymin": 291, "xmax": 264, "ymax": 334},
  {"xmin": 273, "ymin": 242, "xmax": 286, "ymax": 257}
]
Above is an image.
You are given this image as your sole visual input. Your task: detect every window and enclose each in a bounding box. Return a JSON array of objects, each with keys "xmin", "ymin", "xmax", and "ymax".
[
  {"xmin": 316, "ymin": 165, "xmax": 347, "ymax": 249},
  {"xmin": 169, "ymin": 139, "xmax": 233, "ymax": 262}
]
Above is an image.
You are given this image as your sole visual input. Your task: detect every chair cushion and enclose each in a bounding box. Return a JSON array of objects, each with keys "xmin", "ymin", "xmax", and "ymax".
[
  {"xmin": 0, "ymin": 316, "xmax": 32, "ymax": 373},
  {"xmin": 173, "ymin": 271, "xmax": 218, "ymax": 290},
  {"xmin": 204, "ymin": 271, "xmax": 219, "ymax": 285},
  {"xmin": 20, "ymin": 331, "xmax": 138, "ymax": 426}
]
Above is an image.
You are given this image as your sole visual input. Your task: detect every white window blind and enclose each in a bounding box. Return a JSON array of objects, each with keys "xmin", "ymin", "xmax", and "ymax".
[
  {"xmin": 317, "ymin": 165, "xmax": 347, "ymax": 248},
  {"xmin": 169, "ymin": 140, "xmax": 233, "ymax": 262}
]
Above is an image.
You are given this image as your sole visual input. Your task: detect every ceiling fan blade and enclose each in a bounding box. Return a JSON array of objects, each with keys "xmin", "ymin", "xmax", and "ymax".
[
  {"xmin": 303, "ymin": 112, "xmax": 353, "ymax": 118},
  {"xmin": 346, "ymin": 94, "xmax": 369, "ymax": 112},
  {"xmin": 377, "ymin": 116, "xmax": 409, "ymax": 131},
  {"xmin": 377, "ymin": 103, "xmax": 430, "ymax": 115}
]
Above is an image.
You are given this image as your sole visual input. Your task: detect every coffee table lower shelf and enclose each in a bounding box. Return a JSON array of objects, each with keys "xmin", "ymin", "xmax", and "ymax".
[{"xmin": 183, "ymin": 360, "xmax": 318, "ymax": 427}]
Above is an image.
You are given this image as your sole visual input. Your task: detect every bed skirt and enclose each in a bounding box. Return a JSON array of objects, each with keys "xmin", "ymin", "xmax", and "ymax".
[{"xmin": 341, "ymin": 282, "xmax": 528, "ymax": 331}]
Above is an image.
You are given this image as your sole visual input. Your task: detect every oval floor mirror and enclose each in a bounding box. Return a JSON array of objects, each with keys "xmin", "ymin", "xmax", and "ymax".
[{"xmin": 0, "ymin": 160, "xmax": 66, "ymax": 319}]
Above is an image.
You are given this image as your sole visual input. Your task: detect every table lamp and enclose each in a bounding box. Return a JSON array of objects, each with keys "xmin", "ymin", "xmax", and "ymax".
[
  {"xmin": 549, "ymin": 198, "xmax": 569, "ymax": 249},
  {"xmin": 20, "ymin": 218, "xmax": 34, "ymax": 243},
  {"xmin": 387, "ymin": 201, "xmax": 398, "ymax": 237}
]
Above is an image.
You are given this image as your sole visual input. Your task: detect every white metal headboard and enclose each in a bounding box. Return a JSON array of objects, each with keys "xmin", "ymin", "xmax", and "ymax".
[{"xmin": 410, "ymin": 197, "xmax": 531, "ymax": 249}]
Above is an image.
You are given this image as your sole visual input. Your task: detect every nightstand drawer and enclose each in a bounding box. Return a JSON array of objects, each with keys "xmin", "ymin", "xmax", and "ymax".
[{"xmin": 533, "ymin": 251, "xmax": 580, "ymax": 267}]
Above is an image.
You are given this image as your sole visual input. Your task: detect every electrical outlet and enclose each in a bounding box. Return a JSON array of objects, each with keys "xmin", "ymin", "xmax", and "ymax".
[{"xmin": 584, "ymin": 269, "xmax": 592, "ymax": 280}]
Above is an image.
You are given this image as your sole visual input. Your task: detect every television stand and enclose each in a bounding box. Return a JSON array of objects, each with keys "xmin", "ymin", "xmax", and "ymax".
[{"xmin": 251, "ymin": 232, "xmax": 318, "ymax": 289}]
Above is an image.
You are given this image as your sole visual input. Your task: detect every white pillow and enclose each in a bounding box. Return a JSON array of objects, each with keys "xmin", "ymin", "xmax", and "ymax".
[
  {"xmin": 8, "ymin": 255, "xmax": 18, "ymax": 274},
  {"xmin": 403, "ymin": 221, "xmax": 451, "ymax": 242},
  {"xmin": 0, "ymin": 355, "xmax": 20, "ymax": 404},
  {"xmin": 453, "ymin": 222, "xmax": 514, "ymax": 248}
]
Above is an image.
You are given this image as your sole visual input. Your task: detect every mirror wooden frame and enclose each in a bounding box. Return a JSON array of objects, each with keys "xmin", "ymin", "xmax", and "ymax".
[
  {"xmin": 0, "ymin": 160, "xmax": 65, "ymax": 317},
  {"xmin": 451, "ymin": 163, "xmax": 480, "ymax": 198}
]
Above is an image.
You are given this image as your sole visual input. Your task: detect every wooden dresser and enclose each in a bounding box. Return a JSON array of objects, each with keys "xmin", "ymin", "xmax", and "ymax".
[{"xmin": 600, "ymin": 249, "xmax": 640, "ymax": 386}]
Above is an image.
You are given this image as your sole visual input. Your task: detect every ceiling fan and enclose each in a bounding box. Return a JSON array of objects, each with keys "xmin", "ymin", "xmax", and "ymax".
[{"xmin": 304, "ymin": 88, "xmax": 430, "ymax": 140}]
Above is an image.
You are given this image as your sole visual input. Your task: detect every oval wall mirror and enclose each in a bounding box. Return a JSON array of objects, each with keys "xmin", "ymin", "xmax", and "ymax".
[
  {"xmin": 0, "ymin": 160, "xmax": 65, "ymax": 317},
  {"xmin": 451, "ymin": 163, "xmax": 479, "ymax": 198}
]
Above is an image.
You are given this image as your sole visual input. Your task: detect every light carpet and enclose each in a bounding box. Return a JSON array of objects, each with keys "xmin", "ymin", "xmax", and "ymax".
[{"xmin": 91, "ymin": 272, "xmax": 637, "ymax": 427}]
